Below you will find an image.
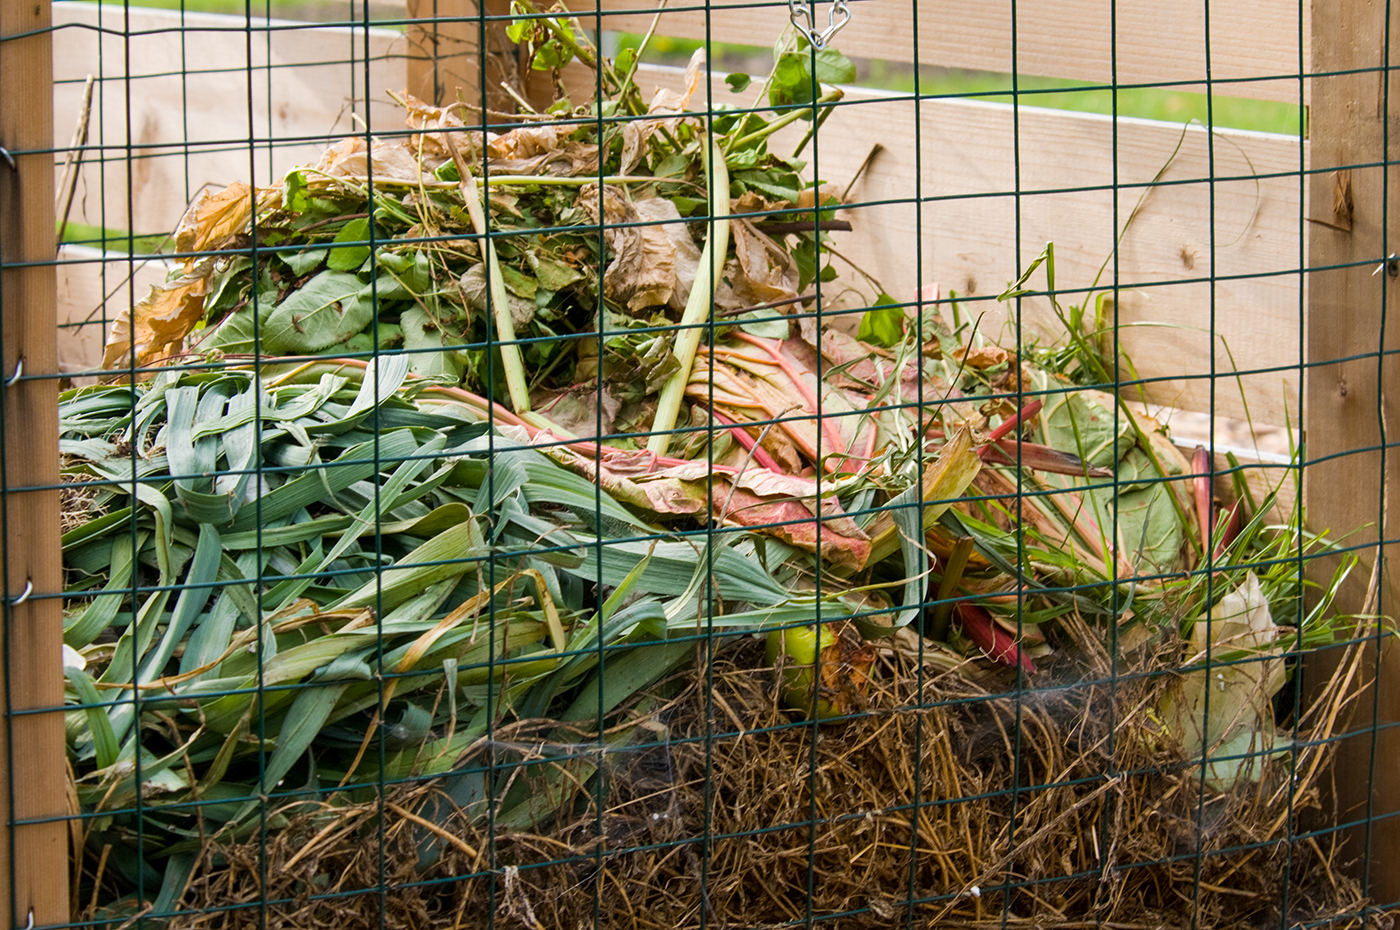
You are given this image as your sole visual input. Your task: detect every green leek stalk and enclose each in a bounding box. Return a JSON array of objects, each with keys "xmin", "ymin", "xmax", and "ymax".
[
  {"xmin": 647, "ymin": 138, "xmax": 730, "ymax": 457},
  {"xmin": 446, "ymin": 134, "xmax": 533, "ymax": 415}
]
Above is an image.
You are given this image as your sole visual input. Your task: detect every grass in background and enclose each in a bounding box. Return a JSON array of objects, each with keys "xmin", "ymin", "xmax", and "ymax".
[
  {"xmin": 60, "ymin": 222, "xmax": 170, "ymax": 254},
  {"xmin": 623, "ymin": 33, "xmax": 1304, "ymax": 136},
  {"xmin": 69, "ymin": 1, "xmax": 1304, "ymax": 135}
]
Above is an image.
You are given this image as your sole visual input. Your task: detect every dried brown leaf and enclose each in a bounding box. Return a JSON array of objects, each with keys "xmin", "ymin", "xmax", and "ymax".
[
  {"xmin": 715, "ymin": 220, "xmax": 799, "ymax": 310},
  {"xmin": 578, "ymin": 185, "xmax": 679, "ymax": 313},
  {"xmin": 314, "ymin": 136, "xmax": 428, "ymax": 183},
  {"xmin": 173, "ymin": 182, "xmax": 255, "ymax": 265},
  {"xmin": 102, "ymin": 261, "xmax": 214, "ymax": 370},
  {"xmin": 618, "ymin": 49, "xmax": 705, "ymax": 174}
]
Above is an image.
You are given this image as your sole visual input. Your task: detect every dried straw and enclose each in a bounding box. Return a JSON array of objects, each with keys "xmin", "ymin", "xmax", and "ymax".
[{"xmin": 133, "ymin": 622, "xmax": 1376, "ymax": 930}]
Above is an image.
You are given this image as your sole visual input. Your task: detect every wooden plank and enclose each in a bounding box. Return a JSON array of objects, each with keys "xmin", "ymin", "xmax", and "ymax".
[
  {"xmin": 573, "ymin": 0, "xmax": 1308, "ymax": 104},
  {"xmin": 55, "ymin": 246, "xmax": 177, "ymax": 381},
  {"xmin": 635, "ymin": 64, "xmax": 1304, "ymax": 427},
  {"xmin": 1301, "ymin": 0, "xmax": 1400, "ymax": 902},
  {"xmin": 0, "ymin": 0, "xmax": 70, "ymax": 922},
  {"xmin": 52, "ymin": 3, "xmax": 408, "ymax": 238}
]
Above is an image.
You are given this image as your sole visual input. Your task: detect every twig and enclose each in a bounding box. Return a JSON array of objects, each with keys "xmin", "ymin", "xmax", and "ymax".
[
  {"xmin": 842, "ymin": 143, "xmax": 884, "ymax": 201},
  {"xmin": 56, "ymin": 75, "xmax": 96, "ymax": 248},
  {"xmin": 615, "ymin": 0, "xmax": 668, "ymax": 116},
  {"xmin": 754, "ymin": 218, "xmax": 851, "ymax": 236},
  {"xmin": 499, "ymin": 80, "xmax": 539, "ymax": 115}
]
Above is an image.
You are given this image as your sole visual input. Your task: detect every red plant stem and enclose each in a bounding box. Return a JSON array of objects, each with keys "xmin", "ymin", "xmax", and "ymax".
[
  {"xmin": 985, "ymin": 399, "xmax": 1044, "ymax": 443},
  {"xmin": 1215, "ymin": 501, "xmax": 1243, "ymax": 560},
  {"xmin": 710, "ymin": 408, "xmax": 785, "ymax": 473},
  {"xmin": 1192, "ymin": 446, "xmax": 1213, "ymax": 556},
  {"xmin": 729, "ymin": 331, "xmax": 850, "ymax": 470},
  {"xmin": 954, "ymin": 602, "xmax": 1036, "ymax": 675}
]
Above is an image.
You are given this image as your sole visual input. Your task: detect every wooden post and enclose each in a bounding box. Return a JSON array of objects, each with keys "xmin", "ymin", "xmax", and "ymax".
[
  {"xmin": 405, "ymin": 0, "xmax": 558, "ymax": 116},
  {"xmin": 0, "ymin": 0, "xmax": 70, "ymax": 924},
  {"xmin": 1304, "ymin": 0, "xmax": 1400, "ymax": 902}
]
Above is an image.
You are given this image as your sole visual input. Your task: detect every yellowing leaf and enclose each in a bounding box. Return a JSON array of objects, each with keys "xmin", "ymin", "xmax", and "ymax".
[
  {"xmin": 173, "ymin": 182, "xmax": 255, "ymax": 264},
  {"xmin": 101, "ymin": 262, "xmax": 214, "ymax": 371}
]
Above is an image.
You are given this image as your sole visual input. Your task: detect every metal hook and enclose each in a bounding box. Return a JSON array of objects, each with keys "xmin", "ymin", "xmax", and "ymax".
[
  {"xmin": 5, "ymin": 358, "xmax": 22, "ymax": 387},
  {"xmin": 17, "ymin": 910, "xmax": 33, "ymax": 930},
  {"xmin": 9, "ymin": 579, "xmax": 32, "ymax": 607},
  {"xmin": 788, "ymin": 0, "xmax": 851, "ymax": 50}
]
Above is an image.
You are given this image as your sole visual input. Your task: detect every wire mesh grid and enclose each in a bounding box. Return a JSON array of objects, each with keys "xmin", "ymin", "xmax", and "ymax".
[{"xmin": 1, "ymin": 0, "xmax": 1396, "ymax": 926}]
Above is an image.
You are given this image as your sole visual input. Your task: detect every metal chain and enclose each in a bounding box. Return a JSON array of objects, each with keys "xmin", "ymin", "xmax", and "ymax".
[{"xmin": 787, "ymin": 0, "xmax": 851, "ymax": 50}]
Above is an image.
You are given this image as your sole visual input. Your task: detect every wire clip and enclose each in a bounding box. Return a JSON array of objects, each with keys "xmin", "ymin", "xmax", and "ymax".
[
  {"xmin": 5, "ymin": 357, "xmax": 22, "ymax": 387},
  {"xmin": 788, "ymin": 0, "xmax": 851, "ymax": 50},
  {"xmin": 0, "ymin": 147, "xmax": 15, "ymax": 172},
  {"xmin": 9, "ymin": 579, "xmax": 32, "ymax": 607},
  {"xmin": 16, "ymin": 910, "xmax": 32, "ymax": 930}
]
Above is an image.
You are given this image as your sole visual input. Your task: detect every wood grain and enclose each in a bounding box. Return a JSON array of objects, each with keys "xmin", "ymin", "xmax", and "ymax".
[
  {"xmin": 634, "ymin": 64, "xmax": 1305, "ymax": 427},
  {"xmin": 570, "ymin": 0, "xmax": 1309, "ymax": 104},
  {"xmin": 52, "ymin": 2, "xmax": 407, "ymax": 238},
  {"xmin": 1301, "ymin": 0, "xmax": 1400, "ymax": 900},
  {"xmin": 1, "ymin": 0, "xmax": 70, "ymax": 921}
]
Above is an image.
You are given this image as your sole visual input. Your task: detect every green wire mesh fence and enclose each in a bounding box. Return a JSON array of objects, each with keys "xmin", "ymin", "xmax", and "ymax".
[{"xmin": 1, "ymin": 0, "xmax": 1397, "ymax": 926}]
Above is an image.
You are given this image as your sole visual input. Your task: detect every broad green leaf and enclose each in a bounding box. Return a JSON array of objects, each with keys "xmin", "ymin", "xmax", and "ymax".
[
  {"xmin": 326, "ymin": 217, "xmax": 372, "ymax": 272},
  {"xmin": 856, "ymin": 293, "xmax": 904, "ymax": 348},
  {"xmin": 261, "ymin": 270, "xmax": 372, "ymax": 354}
]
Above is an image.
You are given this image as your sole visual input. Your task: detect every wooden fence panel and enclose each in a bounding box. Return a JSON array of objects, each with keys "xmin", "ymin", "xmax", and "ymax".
[
  {"xmin": 637, "ymin": 66, "xmax": 1305, "ymax": 427},
  {"xmin": 52, "ymin": 3, "xmax": 408, "ymax": 239},
  {"xmin": 570, "ymin": 0, "xmax": 1309, "ymax": 104}
]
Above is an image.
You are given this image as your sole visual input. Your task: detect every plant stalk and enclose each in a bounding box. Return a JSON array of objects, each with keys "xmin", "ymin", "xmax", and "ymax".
[
  {"xmin": 727, "ymin": 89, "xmax": 844, "ymax": 154},
  {"xmin": 443, "ymin": 133, "xmax": 532, "ymax": 414},
  {"xmin": 647, "ymin": 138, "xmax": 731, "ymax": 457}
]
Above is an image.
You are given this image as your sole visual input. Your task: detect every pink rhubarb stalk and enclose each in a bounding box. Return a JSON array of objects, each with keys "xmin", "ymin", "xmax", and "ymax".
[{"xmin": 954, "ymin": 602, "xmax": 1036, "ymax": 675}]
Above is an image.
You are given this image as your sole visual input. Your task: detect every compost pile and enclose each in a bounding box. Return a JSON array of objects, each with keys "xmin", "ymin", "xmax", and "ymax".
[{"xmin": 64, "ymin": 18, "xmax": 1373, "ymax": 929}]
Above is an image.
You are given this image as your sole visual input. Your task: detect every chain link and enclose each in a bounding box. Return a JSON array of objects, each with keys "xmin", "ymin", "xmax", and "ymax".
[{"xmin": 787, "ymin": 0, "xmax": 851, "ymax": 50}]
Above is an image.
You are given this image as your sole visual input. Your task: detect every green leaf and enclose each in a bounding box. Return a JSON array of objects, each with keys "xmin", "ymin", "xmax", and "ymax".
[
  {"xmin": 263, "ymin": 678, "xmax": 354, "ymax": 790},
  {"xmin": 725, "ymin": 72, "xmax": 752, "ymax": 92},
  {"xmin": 327, "ymin": 217, "xmax": 373, "ymax": 272},
  {"xmin": 614, "ymin": 46, "xmax": 636, "ymax": 77},
  {"xmin": 278, "ymin": 247, "xmax": 326, "ymax": 276},
  {"xmin": 66, "ymin": 668, "xmax": 120, "ymax": 769},
  {"xmin": 260, "ymin": 270, "xmax": 372, "ymax": 355},
  {"xmin": 856, "ymin": 293, "xmax": 904, "ymax": 347},
  {"xmin": 333, "ymin": 518, "xmax": 487, "ymax": 613},
  {"xmin": 769, "ymin": 48, "xmax": 855, "ymax": 114}
]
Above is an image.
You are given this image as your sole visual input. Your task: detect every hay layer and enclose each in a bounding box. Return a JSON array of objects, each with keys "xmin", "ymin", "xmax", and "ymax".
[{"xmin": 161, "ymin": 632, "xmax": 1373, "ymax": 930}]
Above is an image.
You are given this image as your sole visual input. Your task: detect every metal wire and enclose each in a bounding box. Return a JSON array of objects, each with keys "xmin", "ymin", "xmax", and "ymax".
[{"xmin": 5, "ymin": 0, "xmax": 1396, "ymax": 926}]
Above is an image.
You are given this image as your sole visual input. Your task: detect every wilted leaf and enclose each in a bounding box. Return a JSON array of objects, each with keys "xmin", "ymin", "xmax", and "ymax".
[
  {"xmin": 578, "ymin": 184, "xmax": 680, "ymax": 313},
  {"xmin": 619, "ymin": 49, "xmax": 705, "ymax": 174},
  {"xmin": 314, "ymin": 136, "xmax": 431, "ymax": 183},
  {"xmin": 1163, "ymin": 572, "xmax": 1285, "ymax": 789},
  {"xmin": 173, "ymin": 182, "xmax": 255, "ymax": 264},
  {"xmin": 715, "ymin": 220, "xmax": 800, "ymax": 312},
  {"xmin": 952, "ymin": 345, "xmax": 1015, "ymax": 370},
  {"xmin": 102, "ymin": 261, "xmax": 215, "ymax": 370}
]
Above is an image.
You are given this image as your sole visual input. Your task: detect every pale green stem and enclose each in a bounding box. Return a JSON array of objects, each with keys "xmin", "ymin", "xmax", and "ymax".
[
  {"xmin": 647, "ymin": 139, "xmax": 730, "ymax": 457},
  {"xmin": 727, "ymin": 89, "xmax": 843, "ymax": 154},
  {"xmin": 446, "ymin": 136, "xmax": 533, "ymax": 414}
]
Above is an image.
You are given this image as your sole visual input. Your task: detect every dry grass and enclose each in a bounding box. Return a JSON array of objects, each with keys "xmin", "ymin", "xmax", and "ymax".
[{"xmin": 112, "ymin": 620, "xmax": 1382, "ymax": 930}]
